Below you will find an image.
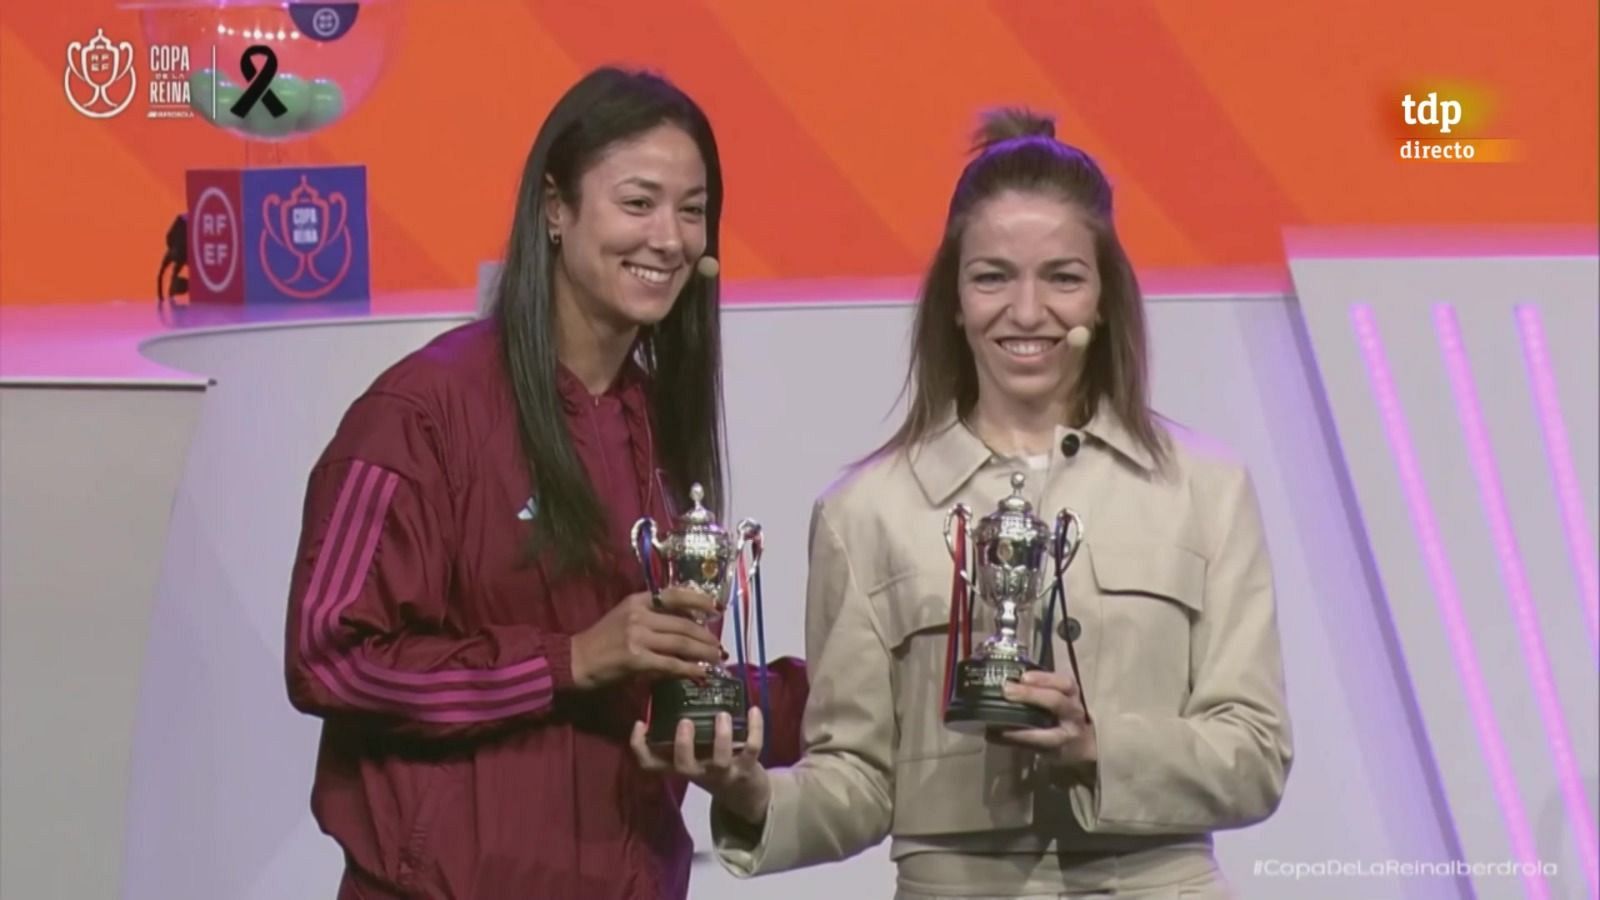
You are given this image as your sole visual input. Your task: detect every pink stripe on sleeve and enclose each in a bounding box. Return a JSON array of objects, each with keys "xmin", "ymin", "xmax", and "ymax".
[{"xmin": 301, "ymin": 461, "xmax": 555, "ymax": 722}]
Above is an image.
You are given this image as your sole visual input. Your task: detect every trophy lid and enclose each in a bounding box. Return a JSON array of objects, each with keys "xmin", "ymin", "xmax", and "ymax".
[
  {"xmin": 975, "ymin": 472, "xmax": 1051, "ymax": 558},
  {"xmin": 981, "ymin": 472, "xmax": 1040, "ymax": 525},
  {"xmin": 997, "ymin": 472, "xmax": 1032, "ymax": 515},
  {"xmin": 675, "ymin": 483, "xmax": 721, "ymax": 531}
]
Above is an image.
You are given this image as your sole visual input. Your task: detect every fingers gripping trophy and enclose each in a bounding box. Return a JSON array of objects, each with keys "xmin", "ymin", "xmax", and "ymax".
[
  {"xmin": 942, "ymin": 472, "xmax": 1086, "ymax": 731},
  {"xmin": 632, "ymin": 484, "xmax": 769, "ymax": 752}
]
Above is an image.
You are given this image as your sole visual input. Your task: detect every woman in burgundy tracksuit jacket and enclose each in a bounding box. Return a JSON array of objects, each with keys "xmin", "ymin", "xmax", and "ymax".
[{"xmin": 283, "ymin": 67, "xmax": 807, "ymax": 899}]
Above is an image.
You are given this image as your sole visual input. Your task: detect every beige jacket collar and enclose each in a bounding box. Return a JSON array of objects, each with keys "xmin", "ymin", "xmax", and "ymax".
[{"xmin": 908, "ymin": 404, "xmax": 1156, "ymax": 505}]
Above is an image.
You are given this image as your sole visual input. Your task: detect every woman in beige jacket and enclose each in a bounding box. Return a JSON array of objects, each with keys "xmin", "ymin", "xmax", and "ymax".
[{"xmin": 633, "ymin": 108, "xmax": 1293, "ymax": 899}]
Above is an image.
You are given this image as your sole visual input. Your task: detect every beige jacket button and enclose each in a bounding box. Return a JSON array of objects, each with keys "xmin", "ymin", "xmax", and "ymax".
[{"xmin": 1058, "ymin": 617, "xmax": 1082, "ymax": 642}]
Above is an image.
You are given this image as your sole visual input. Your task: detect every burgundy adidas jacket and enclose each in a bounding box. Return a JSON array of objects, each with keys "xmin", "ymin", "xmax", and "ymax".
[{"xmin": 284, "ymin": 319, "xmax": 807, "ymax": 899}]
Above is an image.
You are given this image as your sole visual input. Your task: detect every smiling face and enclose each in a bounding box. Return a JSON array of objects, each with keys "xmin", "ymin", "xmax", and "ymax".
[
  {"xmin": 957, "ymin": 188, "xmax": 1101, "ymax": 419},
  {"xmin": 546, "ymin": 123, "xmax": 709, "ymax": 336}
]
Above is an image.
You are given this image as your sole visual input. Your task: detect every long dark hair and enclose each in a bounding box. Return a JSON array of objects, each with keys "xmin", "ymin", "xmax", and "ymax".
[
  {"xmin": 491, "ymin": 67, "xmax": 726, "ymax": 574},
  {"xmin": 880, "ymin": 108, "xmax": 1167, "ymax": 468}
]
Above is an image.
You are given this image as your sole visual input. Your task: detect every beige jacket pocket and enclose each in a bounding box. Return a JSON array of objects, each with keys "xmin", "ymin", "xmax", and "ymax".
[
  {"xmin": 870, "ymin": 571, "xmax": 1036, "ymax": 836},
  {"xmin": 1090, "ymin": 541, "xmax": 1206, "ymax": 610},
  {"xmin": 871, "ymin": 570, "xmax": 986, "ymax": 764},
  {"xmin": 1088, "ymin": 542, "xmax": 1207, "ymax": 711}
]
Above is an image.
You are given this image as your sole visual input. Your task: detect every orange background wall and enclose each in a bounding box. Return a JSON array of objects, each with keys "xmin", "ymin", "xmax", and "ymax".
[{"xmin": 2, "ymin": 0, "xmax": 1595, "ymax": 305}]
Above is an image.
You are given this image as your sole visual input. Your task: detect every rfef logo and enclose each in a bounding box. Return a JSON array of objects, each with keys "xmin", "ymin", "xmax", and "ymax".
[
  {"xmin": 290, "ymin": 3, "xmax": 362, "ymax": 42},
  {"xmin": 192, "ymin": 187, "xmax": 240, "ymax": 293},
  {"xmin": 186, "ymin": 166, "xmax": 369, "ymax": 306},
  {"xmin": 65, "ymin": 29, "xmax": 197, "ymax": 121},
  {"xmin": 64, "ymin": 29, "xmax": 137, "ymax": 119}
]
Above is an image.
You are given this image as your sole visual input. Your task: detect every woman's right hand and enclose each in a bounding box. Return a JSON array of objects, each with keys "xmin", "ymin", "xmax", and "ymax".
[{"xmin": 570, "ymin": 588, "xmax": 723, "ymax": 690}]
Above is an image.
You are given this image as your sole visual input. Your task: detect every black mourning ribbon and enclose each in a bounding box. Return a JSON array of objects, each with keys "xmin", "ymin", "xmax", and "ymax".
[{"xmin": 230, "ymin": 45, "xmax": 287, "ymax": 118}]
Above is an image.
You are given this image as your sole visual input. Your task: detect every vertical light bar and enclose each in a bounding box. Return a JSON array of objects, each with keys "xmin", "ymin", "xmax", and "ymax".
[
  {"xmin": 1352, "ymin": 305, "xmax": 1549, "ymax": 900},
  {"xmin": 1436, "ymin": 304, "xmax": 1599, "ymax": 897},
  {"xmin": 1514, "ymin": 304, "xmax": 1599, "ymax": 654}
]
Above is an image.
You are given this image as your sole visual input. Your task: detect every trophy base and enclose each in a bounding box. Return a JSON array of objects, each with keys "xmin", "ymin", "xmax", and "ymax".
[
  {"xmin": 646, "ymin": 670, "xmax": 748, "ymax": 752},
  {"xmin": 943, "ymin": 657, "xmax": 1054, "ymax": 734}
]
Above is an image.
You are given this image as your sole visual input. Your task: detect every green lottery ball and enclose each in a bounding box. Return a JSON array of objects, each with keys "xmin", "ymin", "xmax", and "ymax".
[
  {"xmin": 188, "ymin": 68, "xmax": 233, "ymax": 123},
  {"xmin": 300, "ymin": 78, "xmax": 346, "ymax": 131},
  {"xmin": 243, "ymin": 98, "xmax": 297, "ymax": 139},
  {"xmin": 187, "ymin": 68, "xmax": 217, "ymax": 102},
  {"xmin": 211, "ymin": 84, "xmax": 246, "ymax": 130},
  {"xmin": 269, "ymin": 74, "xmax": 311, "ymax": 129}
]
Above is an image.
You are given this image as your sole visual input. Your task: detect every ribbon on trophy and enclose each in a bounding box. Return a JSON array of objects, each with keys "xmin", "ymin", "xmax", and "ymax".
[
  {"xmin": 728, "ymin": 529, "xmax": 772, "ymax": 763},
  {"xmin": 1037, "ymin": 510, "xmax": 1091, "ymax": 724},
  {"xmin": 635, "ymin": 517, "xmax": 666, "ymax": 732},
  {"xmin": 635, "ymin": 518, "xmax": 665, "ymax": 610},
  {"xmin": 941, "ymin": 504, "xmax": 973, "ymax": 716}
]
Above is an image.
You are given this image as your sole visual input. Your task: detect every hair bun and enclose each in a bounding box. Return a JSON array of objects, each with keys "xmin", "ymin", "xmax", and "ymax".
[{"xmin": 972, "ymin": 107, "xmax": 1056, "ymax": 150}]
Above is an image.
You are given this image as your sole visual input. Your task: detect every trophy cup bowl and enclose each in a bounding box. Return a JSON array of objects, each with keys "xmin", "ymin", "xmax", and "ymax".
[
  {"xmin": 944, "ymin": 472, "xmax": 1084, "ymax": 734},
  {"xmin": 633, "ymin": 483, "xmax": 761, "ymax": 751}
]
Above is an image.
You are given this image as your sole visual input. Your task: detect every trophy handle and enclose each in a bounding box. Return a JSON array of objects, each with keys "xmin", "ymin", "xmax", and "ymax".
[
  {"xmin": 1053, "ymin": 509, "xmax": 1086, "ymax": 573},
  {"xmin": 736, "ymin": 518, "xmax": 763, "ymax": 577},
  {"xmin": 630, "ymin": 517, "xmax": 657, "ymax": 571},
  {"xmin": 943, "ymin": 504, "xmax": 973, "ymax": 584}
]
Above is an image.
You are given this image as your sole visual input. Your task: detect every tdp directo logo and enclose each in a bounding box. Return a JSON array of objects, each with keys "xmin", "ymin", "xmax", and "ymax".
[
  {"xmin": 1396, "ymin": 86, "xmax": 1519, "ymax": 163},
  {"xmin": 1403, "ymin": 93, "xmax": 1462, "ymax": 135}
]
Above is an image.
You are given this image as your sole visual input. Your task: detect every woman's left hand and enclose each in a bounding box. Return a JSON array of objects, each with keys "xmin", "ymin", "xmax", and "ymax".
[
  {"xmin": 992, "ymin": 669, "xmax": 1097, "ymax": 770},
  {"xmin": 630, "ymin": 708, "xmax": 772, "ymax": 827}
]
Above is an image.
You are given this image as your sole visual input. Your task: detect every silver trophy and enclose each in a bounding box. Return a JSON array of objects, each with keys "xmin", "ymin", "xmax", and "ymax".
[
  {"xmin": 632, "ymin": 483, "xmax": 762, "ymax": 749},
  {"xmin": 943, "ymin": 472, "xmax": 1085, "ymax": 732}
]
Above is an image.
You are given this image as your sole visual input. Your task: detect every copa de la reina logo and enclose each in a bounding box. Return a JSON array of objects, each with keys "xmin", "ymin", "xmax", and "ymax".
[
  {"xmin": 64, "ymin": 29, "xmax": 137, "ymax": 118},
  {"xmin": 64, "ymin": 27, "xmax": 196, "ymax": 120},
  {"xmin": 1396, "ymin": 86, "xmax": 1519, "ymax": 163}
]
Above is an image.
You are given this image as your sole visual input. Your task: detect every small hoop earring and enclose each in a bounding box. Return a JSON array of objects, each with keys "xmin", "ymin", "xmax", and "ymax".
[{"xmin": 550, "ymin": 232, "xmax": 561, "ymax": 246}]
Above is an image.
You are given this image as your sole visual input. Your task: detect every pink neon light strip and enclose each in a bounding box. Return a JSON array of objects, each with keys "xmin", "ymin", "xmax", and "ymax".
[
  {"xmin": 1514, "ymin": 304, "xmax": 1600, "ymax": 654},
  {"xmin": 1352, "ymin": 304, "xmax": 1549, "ymax": 900},
  {"xmin": 1286, "ymin": 225, "xmax": 1600, "ymax": 259},
  {"xmin": 1436, "ymin": 304, "xmax": 1600, "ymax": 898}
]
